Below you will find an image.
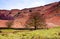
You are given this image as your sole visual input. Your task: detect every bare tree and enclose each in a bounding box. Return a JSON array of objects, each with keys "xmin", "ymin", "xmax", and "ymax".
[
  {"xmin": 25, "ymin": 12, "xmax": 46, "ymax": 30},
  {"xmin": 6, "ymin": 20, "xmax": 14, "ymax": 28}
]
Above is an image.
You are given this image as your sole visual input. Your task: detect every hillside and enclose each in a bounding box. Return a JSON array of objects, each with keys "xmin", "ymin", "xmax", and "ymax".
[{"xmin": 0, "ymin": 1, "xmax": 60, "ymax": 28}]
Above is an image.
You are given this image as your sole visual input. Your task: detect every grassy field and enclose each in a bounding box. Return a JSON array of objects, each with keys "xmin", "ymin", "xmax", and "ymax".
[{"xmin": 0, "ymin": 27, "xmax": 60, "ymax": 39}]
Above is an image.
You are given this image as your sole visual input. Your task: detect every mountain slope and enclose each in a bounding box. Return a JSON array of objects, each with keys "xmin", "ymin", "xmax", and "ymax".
[{"xmin": 0, "ymin": 1, "xmax": 60, "ymax": 28}]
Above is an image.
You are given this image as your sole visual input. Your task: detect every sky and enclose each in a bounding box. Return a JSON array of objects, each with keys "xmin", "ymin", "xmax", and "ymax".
[{"xmin": 0, "ymin": 0, "xmax": 60, "ymax": 10}]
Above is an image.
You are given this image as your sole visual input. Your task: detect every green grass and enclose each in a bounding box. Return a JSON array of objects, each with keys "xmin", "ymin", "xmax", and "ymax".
[{"xmin": 0, "ymin": 27, "xmax": 60, "ymax": 39}]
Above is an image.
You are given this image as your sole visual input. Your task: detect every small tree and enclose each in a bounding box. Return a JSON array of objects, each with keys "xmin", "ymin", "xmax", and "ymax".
[
  {"xmin": 25, "ymin": 12, "xmax": 46, "ymax": 30},
  {"xmin": 6, "ymin": 20, "xmax": 13, "ymax": 28}
]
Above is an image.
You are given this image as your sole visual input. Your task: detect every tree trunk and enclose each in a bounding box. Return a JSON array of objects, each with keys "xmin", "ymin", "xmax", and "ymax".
[
  {"xmin": 34, "ymin": 17, "xmax": 37, "ymax": 30},
  {"xmin": 34, "ymin": 26, "xmax": 37, "ymax": 30}
]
